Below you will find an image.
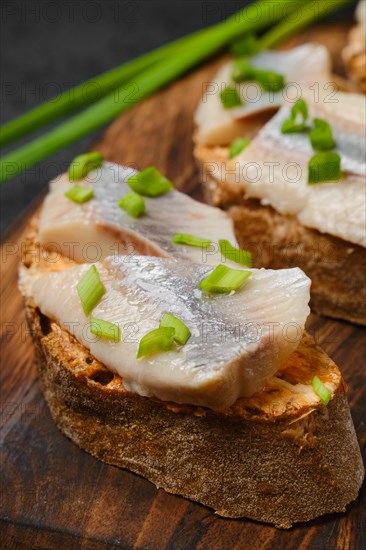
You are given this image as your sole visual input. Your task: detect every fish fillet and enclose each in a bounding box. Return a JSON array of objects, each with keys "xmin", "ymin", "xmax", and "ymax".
[
  {"xmin": 194, "ymin": 44, "xmax": 332, "ymax": 145},
  {"xmin": 30, "ymin": 256, "xmax": 310, "ymax": 410},
  {"xmin": 38, "ymin": 163, "xmax": 238, "ymax": 266}
]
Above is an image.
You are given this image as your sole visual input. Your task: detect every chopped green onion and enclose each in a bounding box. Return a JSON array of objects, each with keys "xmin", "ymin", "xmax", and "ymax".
[
  {"xmin": 281, "ymin": 119, "xmax": 308, "ymax": 134},
  {"xmin": 128, "ymin": 167, "xmax": 173, "ymax": 197},
  {"xmin": 77, "ymin": 265, "xmax": 106, "ymax": 316},
  {"xmin": 160, "ymin": 313, "xmax": 191, "ymax": 345},
  {"xmin": 308, "ymin": 152, "xmax": 342, "ymax": 185},
  {"xmin": 309, "ymin": 118, "xmax": 335, "ymax": 151},
  {"xmin": 231, "ymin": 60, "xmax": 285, "ymax": 91},
  {"xmin": 172, "ymin": 233, "xmax": 212, "ymax": 248},
  {"xmin": 311, "ymin": 375, "xmax": 332, "ymax": 405},
  {"xmin": 118, "ymin": 192, "xmax": 145, "ymax": 218},
  {"xmin": 228, "ymin": 137, "xmax": 250, "ymax": 159},
  {"xmin": 219, "ymin": 239, "xmax": 252, "ymax": 267},
  {"xmin": 292, "ymin": 98, "xmax": 308, "ymax": 121},
  {"xmin": 136, "ymin": 327, "xmax": 175, "ymax": 358},
  {"xmin": 220, "ymin": 87, "xmax": 242, "ymax": 109},
  {"xmin": 90, "ymin": 317, "xmax": 120, "ymax": 342},
  {"xmin": 231, "ymin": 59, "xmax": 257, "ymax": 83},
  {"xmin": 281, "ymin": 98, "xmax": 309, "ymax": 134},
  {"xmin": 68, "ymin": 152, "xmax": 104, "ymax": 181},
  {"xmin": 65, "ymin": 185, "xmax": 94, "ymax": 204},
  {"xmin": 230, "ymin": 33, "xmax": 261, "ymax": 57},
  {"xmin": 199, "ymin": 264, "xmax": 251, "ymax": 294}
]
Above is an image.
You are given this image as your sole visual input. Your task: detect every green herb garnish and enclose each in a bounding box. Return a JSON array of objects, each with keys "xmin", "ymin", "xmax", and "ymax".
[
  {"xmin": 172, "ymin": 233, "xmax": 212, "ymax": 248},
  {"xmin": 136, "ymin": 327, "xmax": 175, "ymax": 358},
  {"xmin": 128, "ymin": 167, "xmax": 173, "ymax": 197},
  {"xmin": 220, "ymin": 87, "xmax": 243, "ymax": 109},
  {"xmin": 90, "ymin": 317, "xmax": 121, "ymax": 342},
  {"xmin": 118, "ymin": 192, "xmax": 145, "ymax": 218},
  {"xmin": 309, "ymin": 118, "xmax": 335, "ymax": 151},
  {"xmin": 68, "ymin": 152, "xmax": 104, "ymax": 181},
  {"xmin": 199, "ymin": 264, "xmax": 251, "ymax": 294},
  {"xmin": 77, "ymin": 265, "xmax": 106, "ymax": 316},
  {"xmin": 230, "ymin": 33, "xmax": 261, "ymax": 57},
  {"xmin": 65, "ymin": 185, "xmax": 94, "ymax": 204},
  {"xmin": 228, "ymin": 137, "xmax": 250, "ymax": 158},
  {"xmin": 232, "ymin": 60, "xmax": 285, "ymax": 91},
  {"xmin": 160, "ymin": 313, "xmax": 191, "ymax": 345},
  {"xmin": 281, "ymin": 98, "xmax": 309, "ymax": 134},
  {"xmin": 311, "ymin": 375, "xmax": 332, "ymax": 405},
  {"xmin": 308, "ymin": 152, "xmax": 341, "ymax": 184},
  {"xmin": 219, "ymin": 239, "xmax": 252, "ymax": 267}
]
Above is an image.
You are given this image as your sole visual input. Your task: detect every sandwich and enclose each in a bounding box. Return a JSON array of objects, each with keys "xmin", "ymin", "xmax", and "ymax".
[
  {"xmin": 194, "ymin": 44, "xmax": 366, "ymax": 325},
  {"xmin": 19, "ymin": 161, "xmax": 364, "ymax": 528}
]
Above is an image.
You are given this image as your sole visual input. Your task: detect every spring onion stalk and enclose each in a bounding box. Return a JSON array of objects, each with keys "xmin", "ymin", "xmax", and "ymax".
[
  {"xmin": 260, "ymin": 0, "xmax": 349, "ymax": 49},
  {"xmin": 68, "ymin": 151, "xmax": 104, "ymax": 181},
  {"xmin": 90, "ymin": 317, "xmax": 121, "ymax": 342},
  {"xmin": 309, "ymin": 118, "xmax": 335, "ymax": 150},
  {"xmin": 160, "ymin": 313, "xmax": 191, "ymax": 346},
  {"xmin": 229, "ymin": 137, "xmax": 250, "ymax": 158},
  {"xmin": 0, "ymin": 0, "xmax": 347, "ymax": 185},
  {"xmin": 172, "ymin": 233, "xmax": 212, "ymax": 248},
  {"xmin": 219, "ymin": 239, "xmax": 253, "ymax": 267},
  {"xmin": 308, "ymin": 151, "xmax": 342, "ymax": 184},
  {"xmin": 136, "ymin": 327, "xmax": 175, "ymax": 358},
  {"xmin": 311, "ymin": 375, "xmax": 332, "ymax": 405},
  {"xmin": 118, "ymin": 192, "xmax": 145, "ymax": 218},
  {"xmin": 77, "ymin": 265, "xmax": 106, "ymax": 316},
  {"xmin": 65, "ymin": 185, "xmax": 94, "ymax": 204},
  {"xmin": 127, "ymin": 166, "xmax": 173, "ymax": 197},
  {"xmin": 199, "ymin": 264, "xmax": 251, "ymax": 294}
]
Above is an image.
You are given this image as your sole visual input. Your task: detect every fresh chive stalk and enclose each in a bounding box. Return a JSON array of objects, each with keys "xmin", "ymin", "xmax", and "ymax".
[
  {"xmin": 127, "ymin": 167, "xmax": 173, "ymax": 197},
  {"xmin": 308, "ymin": 151, "xmax": 342, "ymax": 184},
  {"xmin": 0, "ymin": 0, "xmax": 349, "ymax": 185},
  {"xmin": 219, "ymin": 239, "xmax": 252, "ymax": 267},
  {"xmin": 118, "ymin": 192, "xmax": 145, "ymax": 218},
  {"xmin": 160, "ymin": 313, "xmax": 191, "ymax": 345},
  {"xmin": 172, "ymin": 233, "xmax": 212, "ymax": 248},
  {"xmin": 199, "ymin": 264, "xmax": 251, "ymax": 294},
  {"xmin": 65, "ymin": 185, "xmax": 94, "ymax": 204},
  {"xmin": 68, "ymin": 152, "xmax": 104, "ymax": 181},
  {"xmin": 311, "ymin": 375, "xmax": 332, "ymax": 405},
  {"xmin": 90, "ymin": 317, "xmax": 121, "ymax": 342},
  {"xmin": 136, "ymin": 327, "xmax": 175, "ymax": 358},
  {"xmin": 77, "ymin": 265, "xmax": 106, "ymax": 316}
]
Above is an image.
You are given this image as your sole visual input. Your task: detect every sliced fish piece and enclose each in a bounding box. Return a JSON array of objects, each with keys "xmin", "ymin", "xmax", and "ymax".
[
  {"xmin": 39, "ymin": 163, "xmax": 238, "ymax": 266},
  {"xmin": 31, "ymin": 256, "xmax": 310, "ymax": 410},
  {"xmin": 195, "ymin": 44, "xmax": 332, "ymax": 145}
]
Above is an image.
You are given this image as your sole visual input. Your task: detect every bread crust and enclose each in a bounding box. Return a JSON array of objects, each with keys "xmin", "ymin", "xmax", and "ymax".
[
  {"xmin": 195, "ymin": 148, "xmax": 366, "ymax": 326},
  {"xmin": 22, "ymin": 290, "xmax": 364, "ymax": 528}
]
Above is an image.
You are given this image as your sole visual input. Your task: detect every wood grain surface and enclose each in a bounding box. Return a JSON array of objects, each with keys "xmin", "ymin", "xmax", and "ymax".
[{"xmin": 1, "ymin": 24, "xmax": 365, "ymax": 550}]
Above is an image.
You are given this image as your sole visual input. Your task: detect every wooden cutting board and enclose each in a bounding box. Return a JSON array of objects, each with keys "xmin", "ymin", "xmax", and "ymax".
[{"xmin": 1, "ymin": 24, "xmax": 365, "ymax": 549}]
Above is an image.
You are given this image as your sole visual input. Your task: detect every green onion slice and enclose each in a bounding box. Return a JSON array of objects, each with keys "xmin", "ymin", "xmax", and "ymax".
[
  {"xmin": 68, "ymin": 152, "xmax": 104, "ymax": 181},
  {"xmin": 308, "ymin": 152, "xmax": 341, "ymax": 185},
  {"xmin": 309, "ymin": 118, "xmax": 335, "ymax": 151},
  {"xmin": 118, "ymin": 192, "xmax": 145, "ymax": 218},
  {"xmin": 172, "ymin": 233, "xmax": 212, "ymax": 248},
  {"xmin": 65, "ymin": 185, "xmax": 94, "ymax": 204},
  {"xmin": 77, "ymin": 265, "xmax": 106, "ymax": 316},
  {"xmin": 136, "ymin": 327, "xmax": 175, "ymax": 358},
  {"xmin": 311, "ymin": 375, "xmax": 332, "ymax": 405},
  {"xmin": 128, "ymin": 166, "xmax": 173, "ymax": 197},
  {"xmin": 231, "ymin": 60, "xmax": 285, "ymax": 91},
  {"xmin": 281, "ymin": 98, "xmax": 309, "ymax": 134},
  {"xmin": 230, "ymin": 33, "xmax": 261, "ymax": 57},
  {"xmin": 220, "ymin": 86, "xmax": 242, "ymax": 109},
  {"xmin": 160, "ymin": 313, "xmax": 191, "ymax": 345},
  {"xmin": 199, "ymin": 264, "xmax": 251, "ymax": 294},
  {"xmin": 228, "ymin": 137, "xmax": 250, "ymax": 158},
  {"xmin": 90, "ymin": 317, "xmax": 120, "ymax": 342},
  {"xmin": 219, "ymin": 239, "xmax": 252, "ymax": 267}
]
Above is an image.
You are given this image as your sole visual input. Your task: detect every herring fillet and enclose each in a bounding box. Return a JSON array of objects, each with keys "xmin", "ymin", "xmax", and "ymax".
[
  {"xmin": 30, "ymin": 256, "xmax": 311, "ymax": 410},
  {"xmin": 38, "ymin": 163, "xmax": 239, "ymax": 266},
  {"xmin": 194, "ymin": 44, "xmax": 332, "ymax": 145}
]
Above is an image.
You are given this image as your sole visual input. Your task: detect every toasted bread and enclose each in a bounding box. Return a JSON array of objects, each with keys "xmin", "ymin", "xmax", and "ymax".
[
  {"xmin": 195, "ymin": 145, "xmax": 366, "ymax": 326},
  {"xmin": 19, "ymin": 228, "xmax": 364, "ymax": 528}
]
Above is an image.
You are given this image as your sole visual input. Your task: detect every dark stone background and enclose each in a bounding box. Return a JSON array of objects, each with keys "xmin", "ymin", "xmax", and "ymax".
[{"xmin": 0, "ymin": 0, "xmax": 357, "ymax": 233}]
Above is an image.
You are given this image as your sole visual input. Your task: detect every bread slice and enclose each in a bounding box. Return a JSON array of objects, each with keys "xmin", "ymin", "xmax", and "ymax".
[
  {"xmin": 195, "ymin": 146, "xmax": 366, "ymax": 326},
  {"xmin": 19, "ymin": 231, "xmax": 364, "ymax": 528}
]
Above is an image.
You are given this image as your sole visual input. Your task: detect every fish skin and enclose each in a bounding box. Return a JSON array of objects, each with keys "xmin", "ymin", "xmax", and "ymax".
[
  {"xmin": 31, "ymin": 256, "xmax": 311, "ymax": 410},
  {"xmin": 194, "ymin": 44, "xmax": 332, "ymax": 145},
  {"xmin": 39, "ymin": 163, "xmax": 239, "ymax": 266}
]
